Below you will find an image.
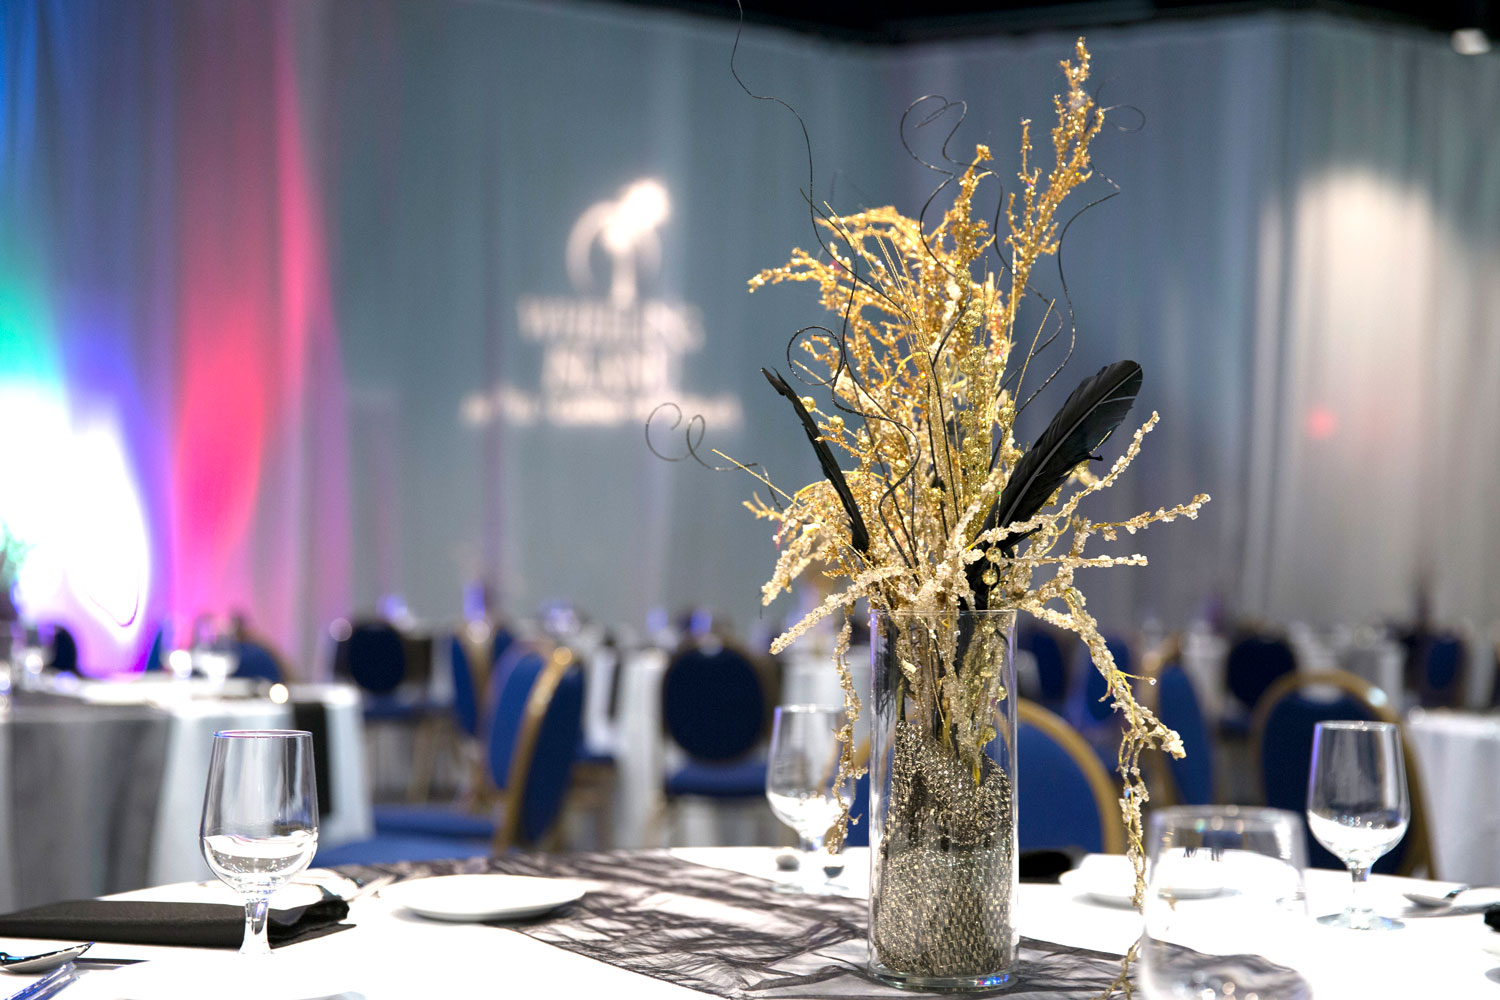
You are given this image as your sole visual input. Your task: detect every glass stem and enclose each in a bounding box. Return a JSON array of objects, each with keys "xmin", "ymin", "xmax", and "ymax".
[
  {"xmin": 800, "ymin": 833, "xmax": 825, "ymax": 892},
  {"xmin": 242, "ymin": 895, "xmax": 272, "ymax": 955},
  {"xmin": 1347, "ymin": 865, "xmax": 1371, "ymax": 930}
]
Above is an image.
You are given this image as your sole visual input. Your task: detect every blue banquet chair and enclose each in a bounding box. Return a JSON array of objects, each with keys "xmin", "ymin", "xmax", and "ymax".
[
  {"xmin": 232, "ymin": 634, "xmax": 286, "ymax": 683},
  {"xmin": 1069, "ymin": 634, "xmax": 1132, "ymax": 730},
  {"xmin": 1141, "ymin": 653, "xmax": 1215, "ymax": 806},
  {"xmin": 656, "ymin": 641, "xmax": 769, "ymax": 841},
  {"xmin": 1017, "ymin": 700, "xmax": 1125, "ymax": 854},
  {"xmin": 315, "ymin": 644, "xmax": 586, "ymax": 865},
  {"xmin": 1251, "ymin": 668, "xmax": 1433, "ymax": 877},
  {"xmin": 1222, "ymin": 633, "xmax": 1297, "ymax": 733},
  {"xmin": 1016, "ymin": 625, "xmax": 1068, "ymax": 708},
  {"xmin": 1416, "ymin": 633, "xmax": 1466, "ymax": 708},
  {"xmin": 45, "ymin": 624, "xmax": 79, "ymax": 674}
]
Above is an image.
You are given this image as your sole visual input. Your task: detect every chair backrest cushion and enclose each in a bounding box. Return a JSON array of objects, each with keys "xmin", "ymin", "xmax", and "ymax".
[
  {"xmin": 1078, "ymin": 635, "xmax": 1131, "ymax": 725},
  {"xmin": 450, "ymin": 635, "xmax": 479, "ymax": 737},
  {"xmin": 516, "ymin": 663, "xmax": 585, "ymax": 844},
  {"xmin": 1157, "ymin": 662, "xmax": 1213, "ymax": 804},
  {"xmin": 1018, "ymin": 628, "xmax": 1067, "ymax": 704},
  {"xmin": 1421, "ymin": 636, "xmax": 1464, "ymax": 706},
  {"xmin": 233, "ymin": 638, "xmax": 283, "ymax": 683},
  {"xmin": 343, "ymin": 621, "xmax": 406, "ymax": 695},
  {"xmin": 1018, "ymin": 713, "xmax": 1107, "ymax": 853},
  {"xmin": 662, "ymin": 646, "xmax": 765, "ymax": 761},
  {"xmin": 487, "ymin": 644, "xmax": 547, "ymax": 789},
  {"xmin": 1226, "ymin": 635, "xmax": 1296, "ymax": 711}
]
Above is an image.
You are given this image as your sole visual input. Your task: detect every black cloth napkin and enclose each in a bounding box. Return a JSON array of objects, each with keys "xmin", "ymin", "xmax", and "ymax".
[
  {"xmin": 291, "ymin": 700, "xmax": 334, "ymax": 818},
  {"xmin": 0, "ymin": 897, "xmax": 351, "ymax": 949}
]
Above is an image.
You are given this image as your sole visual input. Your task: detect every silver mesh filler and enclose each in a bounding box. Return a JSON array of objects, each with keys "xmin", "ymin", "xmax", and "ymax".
[{"xmin": 871, "ymin": 720, "xmax": 1015, "ymax": 977}]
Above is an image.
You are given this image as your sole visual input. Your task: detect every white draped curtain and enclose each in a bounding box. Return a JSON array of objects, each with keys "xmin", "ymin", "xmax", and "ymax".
[{"xmin": 4, "ymin": 1, "xmax": 1498, "ymax": 667}]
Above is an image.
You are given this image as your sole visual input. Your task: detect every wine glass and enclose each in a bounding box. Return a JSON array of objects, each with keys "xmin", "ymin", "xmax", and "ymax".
[
  {"xmin": 201, "ymin": 730, "xmax": 319, "ymax": 955},
  {"xmin": 1305, "ymin": 720, "xmax": 1409, "ymax": 930},
  {"xmin": 1141, "ymin": 806, "xmax": 1311, "ymax": 1000},
  {"xmin": 766, "ymin": 704, "xmax": 851, "ymax": 894}
]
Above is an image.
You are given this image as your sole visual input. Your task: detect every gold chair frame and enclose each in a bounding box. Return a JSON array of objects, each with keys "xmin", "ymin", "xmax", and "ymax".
[
  {"xmin": 1249, "ymin": 667, "xmax": 1435, "ymax": 878},
  {"xmin": 1018, "ymin": 699, "xmax": 1126, "ymax": 854}
]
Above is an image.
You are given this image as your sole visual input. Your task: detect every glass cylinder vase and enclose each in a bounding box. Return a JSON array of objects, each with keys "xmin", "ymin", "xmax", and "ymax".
[{"xmin": 867, "ymin": 608, "xmax": 1018, "ymax": 991}]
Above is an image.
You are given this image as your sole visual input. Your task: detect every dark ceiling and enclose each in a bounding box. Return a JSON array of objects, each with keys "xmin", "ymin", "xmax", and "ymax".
[{"xmin": 603, "ymin": 0, "xmax": 1496, "ymax": 44}]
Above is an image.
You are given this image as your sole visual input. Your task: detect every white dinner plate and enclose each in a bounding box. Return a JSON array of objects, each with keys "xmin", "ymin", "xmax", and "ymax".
[
  {"xmin": 383, "ymin": 874, "xmax": 586, "ymax": 922},
  {"xmin": 1059, "ymin": 859, "xmax": 1224, "ymax": 908}
]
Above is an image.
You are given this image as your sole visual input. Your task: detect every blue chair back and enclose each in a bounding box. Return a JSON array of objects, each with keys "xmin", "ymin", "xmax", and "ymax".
[
  {"xmin": 1155, "ymin": 661, "xmax": 1213, "ymax": 804},
  {"xmin": 489, "ymin": 646, "xmax": 584, "ymax": 847},
  {"xmin": 1017, "ymin": 627, "xmax": 1067, "ymax": 704},
  {"xmin": 343, "ymin": 621, "xmax": 406, "ymax": 695},
  {"xmin": 486, "ymin": 643, "xmax": 548, "ymax": 790},
  {"xmin": 450, "ymin": 635, "xmax": 480, "ymax": 738},
  {"xmin": 1226, "ymin": 635, "xmax": 1296, "ymax": 713},
  {"xmin": 1018, "ymin": 700, "xmax": 1123, "ymax": 853},
  {"xmin": 141, "ymin": 626, "xmax": 165, "ymax": 672},
  {"xmin": 490, "ymin": 626, "xmax": 515, "ymax": 670},
  {"xmin": 1254, "ymin": 673, "xmax": 1413, "ymax": 874},
  {"xmin": 844, "ymin": 770, "xmax": 870, "ymax": 848},
  {"xmin": 662, "ymin": 645, "xmax": 765, "ymax": 761},
  {"xmin": 46, "ymin": 624, "xmax": 78, "ymax": 673},
  {"xmin": 512, "ymin": 660, "xmax": 584, "ymax": 845},
  {"xmin": 1078, "ymin": 635, "xmax": 1131, "ymax": 725},
  {"xmin": 233, "ymin": 637, "xmax": 284, "ymax": 683},
  {"xmin": 1420, "ymin": 635, "xmax": 1464, "ymax": 707}
]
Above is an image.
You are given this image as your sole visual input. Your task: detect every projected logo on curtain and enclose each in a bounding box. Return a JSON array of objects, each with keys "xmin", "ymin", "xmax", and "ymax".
[{"xmin": 465, "ymin": 179, "xmax": 742, "ymax": 430}]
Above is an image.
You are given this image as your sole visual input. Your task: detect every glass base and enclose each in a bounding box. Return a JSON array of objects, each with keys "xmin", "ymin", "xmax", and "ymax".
[
  {"xmin": 772, "ymin": 877, "xmax": 846, "ymax": 895},
  {"xmin": 873, "ymin": 967, "xmax": 1014, "ymax": 993},
  {"xmin": 1316, "ymin": 911, "xmax": 1404, "ymax": 930}
]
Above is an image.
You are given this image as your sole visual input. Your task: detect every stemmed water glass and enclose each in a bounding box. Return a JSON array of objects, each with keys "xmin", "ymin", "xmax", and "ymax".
[
  {"xmin": 1305, "ymin": 720, "xmax": 1409, "ymax": 930},
  {"xmin": 766, "ymin": 704, "xmax": 851, "ymax": 894},
  {"xmin": 201, "ymin": 730, "xmax": 320, "ymax": 955}
]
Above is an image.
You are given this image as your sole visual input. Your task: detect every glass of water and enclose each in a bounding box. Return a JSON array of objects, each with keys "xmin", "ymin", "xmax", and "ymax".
[
  {"xmin": 201, "ymin": 730, "xmax": 319, "ymax": 955},
  {"xmin": 1306, "ymin": 720, "xmax": 1409, "ymax": 930},
  {"xmin": 766, "ymin": 704, "xmax": 851, "ymax": 894},
  {"xmin": 1141, "ymin": 806, "xmax": 1310, "ymax": 1000}
]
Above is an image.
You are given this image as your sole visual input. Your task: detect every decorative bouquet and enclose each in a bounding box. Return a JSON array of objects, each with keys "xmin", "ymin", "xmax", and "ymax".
[
  {"xmin": 658, "ymin": 38, "xmax": 1208, "ymax": 988},
  {"xmin": 745, "ymin": 36, "xmax": 1204, "ymax": 886}
]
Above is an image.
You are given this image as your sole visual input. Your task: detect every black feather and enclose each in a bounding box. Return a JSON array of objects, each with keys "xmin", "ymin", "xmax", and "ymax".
[
  {"xmin": 762, "ymin": 368, "xmax": 870, "ymax": 554},
  {"xmin": 966, "ymin": 360, "xmax": 1143, "ymax": 605}
]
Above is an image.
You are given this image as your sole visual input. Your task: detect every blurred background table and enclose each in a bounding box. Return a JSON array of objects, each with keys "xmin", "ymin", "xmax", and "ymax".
[
  {"xmin": 0, "ymin": 679, "xmax": 372, "ymax": 911},
  {"xmin": 1406, "ymin": 708, "xmax": 1500, "ymax": 884}
]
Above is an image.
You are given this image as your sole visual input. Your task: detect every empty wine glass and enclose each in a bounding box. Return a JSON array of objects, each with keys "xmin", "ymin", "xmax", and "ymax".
[
  {"xmin": 1306, "ymin": 720, "xmax": 1409, "ymax": 930},
  {"xmin": 201, "ymin": 730, "xmax": 319, "ymax": 955},
  {"xmin": 766, "ymin": 704, "xmax": 851, "ymax": 894},
  {"xmin": 1141, "ymin": 806, "xmax": 1310, "ymax": 1000}
]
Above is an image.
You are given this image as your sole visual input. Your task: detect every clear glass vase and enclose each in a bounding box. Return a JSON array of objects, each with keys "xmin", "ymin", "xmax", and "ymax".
[{"xmin": 868, "ymin": 608, "xmax": 1018, "ymax": 991}]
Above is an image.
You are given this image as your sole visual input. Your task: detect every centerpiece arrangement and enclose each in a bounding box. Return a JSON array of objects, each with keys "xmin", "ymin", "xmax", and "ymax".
[{"xmin": 658, "ymin": 38, "xmax": 1208, "ymax": 992}]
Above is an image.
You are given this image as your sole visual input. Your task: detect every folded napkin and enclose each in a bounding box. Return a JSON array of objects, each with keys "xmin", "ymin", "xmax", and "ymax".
[
  {"xmin": 0, "ymin": 896, "xmax": 350, "ymax": 949},
  {"xmin": 1019, "ymin": 848, "xmax": 1082, "ymax": 884}
]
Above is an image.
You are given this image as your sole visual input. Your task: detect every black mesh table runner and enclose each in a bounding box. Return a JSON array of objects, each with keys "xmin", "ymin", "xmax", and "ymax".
[{"xmin": 339, "ymin": 851, "xmax": 1132, "ymax": 999}]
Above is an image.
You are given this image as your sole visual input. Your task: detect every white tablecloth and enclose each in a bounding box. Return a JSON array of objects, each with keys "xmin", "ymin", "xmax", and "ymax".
[
  {"xmin": 5, "ymin": 848, "xmax": 1498, "ymax": 999},
  {"xmin": 1407, "ymin": 709, "xmax": 1500, "ymax": 883}
]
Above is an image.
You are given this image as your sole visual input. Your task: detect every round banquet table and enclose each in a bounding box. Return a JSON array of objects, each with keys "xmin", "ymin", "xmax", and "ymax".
[
  {"xmin": 1406, "ymin": 708, "xmax": 1500, "ymax": 884},
  {"xmin": 3, "ymin": 848, "xmax": 1498, "ymax": 999}
]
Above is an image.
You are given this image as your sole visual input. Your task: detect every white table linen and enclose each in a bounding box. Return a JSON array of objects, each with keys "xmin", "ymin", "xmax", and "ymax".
[
  {"xmin": 1407, "ymin": 709, "xmax": 1500, "ymax": 884},
  {"xmin": 5, "ymin": 848, "xmax": 1498, "ymax": 999}
]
